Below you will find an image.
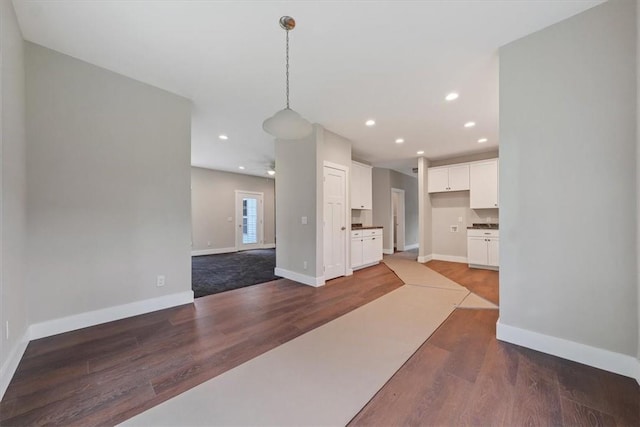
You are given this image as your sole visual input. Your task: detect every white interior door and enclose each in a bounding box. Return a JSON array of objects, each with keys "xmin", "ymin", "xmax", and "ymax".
[
  {"xmin": 323, "ymin": 166, "xmax": 347, "ymax": 280},
  {"xmin": 236, "ymin": 191, "xmax": 263, "ymax": 251},
  {"xmin": 391, "ymin": 188, "xmax": 405, "ymax": 251}
]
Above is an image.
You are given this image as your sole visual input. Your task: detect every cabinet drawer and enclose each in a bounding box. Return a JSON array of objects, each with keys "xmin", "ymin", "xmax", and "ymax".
[
  {"xmin": 351, "ymin": 231, "xmax": 362, "ymax": 238},
  {"xmin": 362, "ymin": 228, "xmax": 382, "ymax": 237},
  {"xmin": 467, "ymin": 229, "xmax": 499, "ymax": 238}
]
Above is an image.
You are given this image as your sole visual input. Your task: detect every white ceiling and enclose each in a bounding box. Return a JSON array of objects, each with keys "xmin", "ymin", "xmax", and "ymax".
[{"xmin": 12, "ymin": 0, "xmax": 603, "ymax": 177}]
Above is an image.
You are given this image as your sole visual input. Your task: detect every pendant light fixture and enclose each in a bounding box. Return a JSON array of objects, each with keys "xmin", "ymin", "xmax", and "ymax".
[{"xmin": 262, "ymin": 16, "xmax": 313, "ymax": 140}]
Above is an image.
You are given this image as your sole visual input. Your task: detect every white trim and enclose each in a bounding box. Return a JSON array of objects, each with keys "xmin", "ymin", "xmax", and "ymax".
[
  {"xmin": 469, "ymin": 263, "xmax": 499, "ymax": 271},
  {"xmin": 235, "ymin": 190, "xmax": 265, "ymax": 251},
  {"xmin": 274, "ymin": 267, "xmax": 325, "ymax": 287},
  {"xmin": 497, "ymin": 319, "xmax": 640, "ymax": 384},
  {"xmin": 382, "ymin": 248, "xmax": 394, "ymax": 255},
  {"xmin": 29, "ymin": 291, "xmax": 194, "ymax": 340},
  {"xmin": 432, "ymin": 254, "xmax": 468, "ymax": 263},
  {"xmin": 404, "ymin": 243, "xmax": 419, "ymax": 250},
  {"xmin": 391, "ymin": 188, "xmax": 406, "ymax": 251},
  {"xmin": 345, "ymin": 268, "xmax": 354, "ymax": 276},
  {"xmin": 0, "ymin": 331, "xmax": 29, "ymax": 400},
  {"xmin": 323, "ymin": 161, "xmax": 350, "ymax": 281},
  {"xmin": 417, "ymin": 254, "xmax": 433, "ymax": 263},
  {"xmin": 191, "ymin": 247, "xmax": 237, "ymax": 256}
]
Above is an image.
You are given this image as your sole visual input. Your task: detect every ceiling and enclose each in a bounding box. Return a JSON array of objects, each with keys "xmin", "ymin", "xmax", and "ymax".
[{"xmin": 12, "ymin": 0, "xmax": 603, "ymax": 177}]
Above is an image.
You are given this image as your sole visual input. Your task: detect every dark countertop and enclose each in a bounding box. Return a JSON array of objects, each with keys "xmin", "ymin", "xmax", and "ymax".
[
  {"xmin": 467, "ymin": 223, "xmax": 499, "ymax": 230},
  {"xmin": 352, "ymin": 225, "xmax": 384, "ymax": 230}
]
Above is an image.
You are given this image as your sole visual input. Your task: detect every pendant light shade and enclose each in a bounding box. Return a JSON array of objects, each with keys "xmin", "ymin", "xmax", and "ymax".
[
  {"xmin": 263, "ymin": 108, "xmax": 313, "ymax": 140},
  {"xmin": 262, "ymin": 16, "xmax": 313, "ymax": 140}
]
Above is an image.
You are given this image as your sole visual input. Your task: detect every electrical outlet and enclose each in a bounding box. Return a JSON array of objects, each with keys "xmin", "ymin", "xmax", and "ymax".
[
  {"xmin": 5, "ymin": 321, "xmax": 9, "ymax": 340},
  {"xmin": 303, "ymin": 261, "xmax": 308, "ymax": 270},
  {"xmin": 207, "ymin": 241, "xmax": 211, "ymax": 247},
  {"xmin": 301, "ymin": 216, "xmax": 308, "ymax": 225},
  {"xmin": 227, "ymin": 217, "xmax": 232, "ymax": 222},
  {"xmin": 458, "ymin": 216, "xmax": 463, "ymax": 222},
  {"xmin": 156, "ymin": 275, "xmax": 165, "ymax": 287}
]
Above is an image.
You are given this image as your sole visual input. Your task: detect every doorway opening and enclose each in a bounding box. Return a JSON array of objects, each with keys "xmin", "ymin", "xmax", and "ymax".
[
  {"xmin": 235, "ymin": 191, "xmax": 264, "ymax": 251},
  {"xmin": 391, "ymin": 188, "xmax": 405, "ymax": 252}
]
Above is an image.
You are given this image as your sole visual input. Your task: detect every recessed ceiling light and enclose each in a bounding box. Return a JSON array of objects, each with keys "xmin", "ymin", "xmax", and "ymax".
[
  {"xmin": 238, "ymin": 166, "xmax": 245, "ymax": 170},
  {"xmin": 395, "ymin": 138, "xmax": 404, "ymax": 144},
  {"xmin": 365, "ymin": 119, "xmax": 376, "ymax": 126},
  {"xmin": 464, "ymin": 121, "xmax": 476, "ymax": 128},
  {"xmin": 267, "ymin": 170, "xmax": 276, "ymax": 176},
  {"xmin": 218, "ymin": 134, "xmax": 228, "ymax": 140},
  {"xmin": 478, "ymin": 138, "xmax": 488, "ymax": 143},
  {"xmin": 417, "ymin": 150, "xmax": 425, "ymax": 155},
  {"xmin": 445, "ymin": 92, "xmax": 459, "ymax": 101}
]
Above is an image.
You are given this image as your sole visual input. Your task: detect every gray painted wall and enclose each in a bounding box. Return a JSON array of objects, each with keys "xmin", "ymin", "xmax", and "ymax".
[
  {"xmin": 500, "ymin": 0, "xmax": 638, "ymax": 356},
  {"xmin": 191, "ymin": 167, "xmax": 275, "ymax": 251},
  {"xmin": 275, "ymin": 127, "xmax": 319, "ymax": 277},
  {"xmin": 372, "ymin": 168, "xmax": 419, "ymax": 252},
  {"xmin": 1, "ymin": 0, "xmax": 28, "ymax": 373},
  {"xmin": 25, "ymin": 43, "xmax": 193, "ymax": 324},
  {"xmin": 372, "ymin": 168, "xmax": 392, "ymax": 250},
  {"xmin": 390, "ymin": 170, "xmax": 419, "ymax": 248}
]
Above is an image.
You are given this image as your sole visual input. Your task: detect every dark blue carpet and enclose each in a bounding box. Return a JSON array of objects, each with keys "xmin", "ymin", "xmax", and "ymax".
[{"xmin": 192, "ymin": 249, "xmax": 279, "ymax": 298}]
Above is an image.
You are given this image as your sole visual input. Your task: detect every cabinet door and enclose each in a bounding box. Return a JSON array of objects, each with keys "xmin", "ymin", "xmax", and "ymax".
[
  {"xmin": 467, "ymin": 237, "xmax": 488, "ymax": 265},
  {"xmin": 470, "ymin": 159, "xmax": 498, "ymax": 209},
  {"xmin": 362, "ymin": 235, "xmax": 382, "ymax": 264},
  {"xmin": 351, "ymin": 238, "xmax": 363, "ymax": 268},
  {"xmin": 487, "ymin": 238, "xmax": 499, "ymax": 267},
  {"xmin": 427, "ymin": 168, "xmax": 449, "ymax": 193},
  {"xmin": 448, "ymin": 164, "xmax": 470, "ymax": 191}
]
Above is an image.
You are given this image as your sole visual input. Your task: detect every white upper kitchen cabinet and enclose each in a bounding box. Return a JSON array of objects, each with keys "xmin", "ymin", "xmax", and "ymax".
[
  {"xmin": 351, "ymin": 161, "xmax": 372, "ymax": 209},
  {"xmin": 470, "ymin": 159, "xmax": 499, "ymax": 209},
  {"xmin": 427, "ymin": 164, "xmax": 470, "ymax": 193}
]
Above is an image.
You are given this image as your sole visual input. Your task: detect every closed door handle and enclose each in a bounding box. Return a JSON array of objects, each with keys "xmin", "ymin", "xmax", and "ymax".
[{"xmin": 341, "ymin": 226, "xmax": 346, "ymax": 230}]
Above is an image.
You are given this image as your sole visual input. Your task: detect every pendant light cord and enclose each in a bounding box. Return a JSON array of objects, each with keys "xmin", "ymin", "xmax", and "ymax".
[{"xmin": 285, "ymin": 29, "xmax": 290, "ymax": 109}]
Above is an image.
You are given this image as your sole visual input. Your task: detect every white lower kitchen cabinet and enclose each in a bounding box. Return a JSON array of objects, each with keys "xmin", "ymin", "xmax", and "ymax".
[
  {"xmin": 351, "ymin": 228, "xmax": 383, "ymax": 270},
  {"xmin": 467, "ymin": 229, "xmax": 499, "ymax": 270}
]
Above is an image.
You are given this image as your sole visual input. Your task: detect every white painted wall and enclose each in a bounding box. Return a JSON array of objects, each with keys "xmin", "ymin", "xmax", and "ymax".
[
  {"xmin": 191, "ymin": 167, "xmax": 275, "ymax": 252},
  {"xmin": 500, "ymin": 0, "xmax": 638, "ymax": 364},
  {"xmin": 25, "ymin": 43, "xmax": 193, "ymax": 324},
  {"xmin": 0, "ymin": 0, "xmax": 29, "ymax": 395}
]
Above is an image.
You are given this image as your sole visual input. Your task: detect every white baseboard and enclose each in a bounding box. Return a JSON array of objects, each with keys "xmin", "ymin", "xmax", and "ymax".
[
  {"xmin": 497, "ymin": 319, "xmax": 640, "ymax": 384},
  {"xmin": 274, "ymin": 267, "xmax": 324, "ymax": 287},
  {"xmin": 403, "ymin": 243, "xmax": 419, "ymax": 250},
  {"xmin": 346, "ymin": 268, "xmax": 354, "ymax": 276},
  {"xmin": 383, "ymin": 248, "xmax": 394, "ymax": 255},
  {"xmin": 432, "ymin": 254, "xmax": 468, "ymax": 263},
  {"xmin": 0, "ymin": 331, "xmax": 29, "ymax": 400},
  {"xmin": 417, "ymin": 254, "xmax": 433, "ymax": 263},
  {"xmin": 29, "ymin": 291, "xmax": 194, "ymax": 340},
  {"xmin": 352, "ymin": 261, "xmax": 380, "ymax": 271},
  {"xmin": 191, "ymin": 247, "xmax": 236, "ymax": 256},
  {"xmin": 192, "ymin": 244, "xmax": 276, "ymax": 256}
]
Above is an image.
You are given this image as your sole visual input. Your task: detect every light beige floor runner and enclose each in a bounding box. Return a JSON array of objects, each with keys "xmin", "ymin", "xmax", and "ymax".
[
  {"xmin": 457, "ymin": 291, "xmax": 498, "ymax": 309},
  {"xmin": 382, "ymin": 258, "xmax": 466, "ymax": 291},
  {"xmin": 121, "ymin": 285, "xmax": 468, "ymax": 427}
]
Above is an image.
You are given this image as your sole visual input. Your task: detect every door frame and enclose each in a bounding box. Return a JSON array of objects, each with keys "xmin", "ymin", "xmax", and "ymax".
[
  {"xmin": 391, "ymin": 188, "xmax": 406, "ymax": 252},
  {"xmin": 322, "ymin": 161, "xmax": 350, "ymax": 280},
  {"xmin": 235, "ymin": 190, "xmax": 264, "ymax": 251}
]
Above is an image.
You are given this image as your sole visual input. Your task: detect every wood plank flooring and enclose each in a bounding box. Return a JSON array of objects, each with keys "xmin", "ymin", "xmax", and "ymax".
[
  {"xmin": 2, "ymin": 260, "xmax": 637, "ymax": 426},
  {"xmin": 0, "ymin": 264, "xmax": 402, "ymax": 426},
  {"xmin": 349, "ymin": 309, "xmax": 639, "ymax": 426},
  {"xmin": 427, "ymin": 259, "xmax": 499, "ymax": 305}
]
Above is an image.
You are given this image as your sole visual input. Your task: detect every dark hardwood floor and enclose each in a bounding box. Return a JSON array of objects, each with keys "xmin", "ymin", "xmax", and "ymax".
[
  {"xmin": 0, "ymin": 264, "xmax": 403, "ymax": 426},
  {"xmin": 1, "ymin": 261, "xmax": 637, "ymax": 426},
  {"xmin": 349, "ymin": 309, "xmax": 639, "ymax": 426},
  {"xmin": 427, "ymin": 259, "xmax": 499, "ymax": 305}
]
